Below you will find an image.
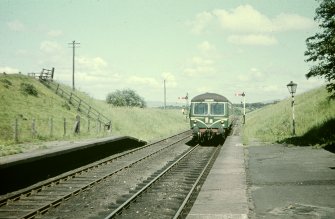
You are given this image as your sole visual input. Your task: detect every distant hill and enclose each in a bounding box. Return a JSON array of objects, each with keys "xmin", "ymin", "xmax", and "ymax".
[{"xmin": 243, "ymin": 86, "xmax": 335, "ymax": 151}]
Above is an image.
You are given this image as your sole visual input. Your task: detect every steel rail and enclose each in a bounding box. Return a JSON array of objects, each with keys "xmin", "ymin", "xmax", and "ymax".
[
  {"xmin": 104, "ymin": 145, "xmax": 199, "ymax": 219},
  {"xmin": 0, "ymin": 131, "xmax": 191, "ymax": 219},
  {"xmin": 173, "ymin": 144, "xmax": 222, "ymax": 218},
  {"xmin": 0, "ymin": 130, "xmax": 190, "ymax": 207}
]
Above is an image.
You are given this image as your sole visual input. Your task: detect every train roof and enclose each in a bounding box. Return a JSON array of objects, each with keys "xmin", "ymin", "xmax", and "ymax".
[{"xmin": 191, "ymin": 92, "xmax": 230, "ymax": 102}]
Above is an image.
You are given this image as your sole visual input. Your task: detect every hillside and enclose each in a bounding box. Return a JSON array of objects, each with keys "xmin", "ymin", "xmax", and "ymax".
[
  {"xmin": 243, "ymin": 86, "xmax": 335, "ymax": 150},
  {"xmin": 0, "ymin": 74, "xmax": 188, "ymax": 155}
]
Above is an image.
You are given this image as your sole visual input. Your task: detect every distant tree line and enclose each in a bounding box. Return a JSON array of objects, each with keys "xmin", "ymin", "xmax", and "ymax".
[{"xmin": 233, "ymin": 101, "xmax": 279, "ymax": 113}]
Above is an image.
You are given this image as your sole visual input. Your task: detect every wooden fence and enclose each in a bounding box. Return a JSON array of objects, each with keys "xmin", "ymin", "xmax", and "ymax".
[
  {"xmin": 12, "ymin": 115, "xmax": 109, "ymax": 143},
  {"xmin": 28, "ymin": 68, "xmax": 112, "ymax": 131}
]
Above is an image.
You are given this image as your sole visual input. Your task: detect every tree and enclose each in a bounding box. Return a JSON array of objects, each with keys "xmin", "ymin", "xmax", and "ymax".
[
  {"xmin": 106, "ymin": 89, "xmax": 146, "ymax": 107},
  {"xmin": 305, "ymin": 0, "xmax": 335, "ymax": 99}
]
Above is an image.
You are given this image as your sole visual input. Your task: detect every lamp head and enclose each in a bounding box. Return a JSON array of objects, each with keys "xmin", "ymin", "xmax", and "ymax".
[{"xmin": 287, "ymin": 81, "xmax": 297, "ymax": 96}]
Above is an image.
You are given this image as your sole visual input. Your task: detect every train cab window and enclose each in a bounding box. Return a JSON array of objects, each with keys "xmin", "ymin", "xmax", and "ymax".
[
  {"xmin": 211, "ymin": 103, "xmax": 225, "ymax": 115},
  {"xmin": 193, "ymin": 103, "xmax": 208, "ymax": 115}
]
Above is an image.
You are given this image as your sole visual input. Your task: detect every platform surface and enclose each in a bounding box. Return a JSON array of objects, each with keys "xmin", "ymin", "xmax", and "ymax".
[
  {"xmin": 187, "ymin": 135, "xmax": 249, "ymax": 219},
  {"xmin": 247, "ymin": 143, "xmax": 335, "ymax": 219},
  {"xmin": 0, "ymin": 135, "xmax": 136, "ymax": 166}
]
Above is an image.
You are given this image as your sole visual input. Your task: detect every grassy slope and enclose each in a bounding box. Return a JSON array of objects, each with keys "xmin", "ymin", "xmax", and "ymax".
[
  {"xmin": 0, "ymin": 74, "xmax": 188, "ymax": 155},
  {"xmin": 243, "ymin": 86, "xmax": 335, "ymax": 148}
]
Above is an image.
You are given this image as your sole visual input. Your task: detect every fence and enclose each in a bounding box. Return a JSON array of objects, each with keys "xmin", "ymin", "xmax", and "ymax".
[
  {"xmin": 11, "ymin": 115, "xmax": 110, "ymax": 143},
  {"xmin": 28, "ymin": 68, "xmax": 112, "ymax": 131},
  {"xmin": 27, "ymin": 68, "xmax": 54, "ymax": 81}
]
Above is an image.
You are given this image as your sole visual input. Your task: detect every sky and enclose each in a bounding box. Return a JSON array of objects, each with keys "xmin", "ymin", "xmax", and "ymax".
[{"xmin": 0, "ymin": 0, "xmax": 326, "ymax": 105}]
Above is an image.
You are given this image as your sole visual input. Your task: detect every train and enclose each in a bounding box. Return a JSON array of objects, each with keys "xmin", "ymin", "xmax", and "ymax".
[{"xmin": 189, "ymin": 92, "xmax": 234, "ymax": 143}]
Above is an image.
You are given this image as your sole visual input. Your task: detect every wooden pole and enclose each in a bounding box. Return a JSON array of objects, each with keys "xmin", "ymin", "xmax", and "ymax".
[
  {"xmin": 32, "ymin": 118, "xmax": 36, "ymax": 138},
  {"xmin": 49, "ymin": 117, "xmax": 53, "ymax": 137},
  {"xmin": 14, "ymin": 118, "xmax": 18, "ymax": 142},
  {"xmin": 63, "ymin": 118, "xmax": 67, "ymax": 137}
]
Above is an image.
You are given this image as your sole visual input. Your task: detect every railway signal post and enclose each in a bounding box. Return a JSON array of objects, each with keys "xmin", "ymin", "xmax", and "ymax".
[
  {"xmin": 235, "ymin": 92, "xmax": 246, "ymax": 124},
  {"xmin": 287, "ymin": 81, "xmax": 297, "ymax": 135}
]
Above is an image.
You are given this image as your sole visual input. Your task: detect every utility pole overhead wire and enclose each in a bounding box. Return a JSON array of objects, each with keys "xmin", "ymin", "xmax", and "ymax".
[{"xmin": 68, "ymin": 40, "xmax": 80, "ymax": 91}]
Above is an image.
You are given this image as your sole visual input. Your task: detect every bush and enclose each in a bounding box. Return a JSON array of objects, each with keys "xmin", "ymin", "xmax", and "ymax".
[
  {"xmin": 106, "ymin": 89, "xmax": 146, "ymax": 107},
  {"xmin": 1, "ymin": 79, "xmax": 12, "ymax": 88},
  {"xmin": 20, "ymin": 83, "xmax": 38, "ymax": 96}
]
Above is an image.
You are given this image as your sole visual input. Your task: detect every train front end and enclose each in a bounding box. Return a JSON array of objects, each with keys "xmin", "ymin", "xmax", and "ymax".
[{"xmin": 189, "ymin": 93, "xmax": 232, "ymax": 143}]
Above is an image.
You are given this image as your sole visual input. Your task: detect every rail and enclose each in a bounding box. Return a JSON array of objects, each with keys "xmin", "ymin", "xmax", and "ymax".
[{"xmin": 0, "ymin": 131, "xmax": 191, "ymax": 218}]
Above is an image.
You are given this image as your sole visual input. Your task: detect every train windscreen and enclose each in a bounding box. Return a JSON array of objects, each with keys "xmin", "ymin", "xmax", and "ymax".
[
  {"xmin": 210, "ymin": 103, "xmax": 225, "ymax": 115},
  {"xmin": 193, "ymin": 103, "xmax": 208, "ymax": 115}
]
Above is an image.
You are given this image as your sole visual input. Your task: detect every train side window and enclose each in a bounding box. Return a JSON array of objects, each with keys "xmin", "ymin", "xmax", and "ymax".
[
  {"xmin": 211, "ymin": 103, "xmax": 225, "ymax": 115},
  {"xmin": 193, "ymin": 103, "xmax": 208, "ymax": 115}
]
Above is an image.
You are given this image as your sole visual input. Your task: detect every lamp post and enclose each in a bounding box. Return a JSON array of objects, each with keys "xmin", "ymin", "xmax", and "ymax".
[{"xmin": 286, "ymin": 81, "xmax": 297, "ymax": 135}]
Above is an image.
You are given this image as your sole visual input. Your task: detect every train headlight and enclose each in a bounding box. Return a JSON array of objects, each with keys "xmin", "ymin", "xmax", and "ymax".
[{"xmin": 220, "ymin": 120, "xmax": 224, "ymax": 124}]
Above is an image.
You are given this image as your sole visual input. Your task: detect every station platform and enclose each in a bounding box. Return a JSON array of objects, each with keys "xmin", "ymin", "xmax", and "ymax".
[
  {"xmin": 0, "ymin": 136, "xmax": 146, "ymax": 196},
  {"xmin": 187, "ymin": 135, "xmax": 249, "ymax": 219}
]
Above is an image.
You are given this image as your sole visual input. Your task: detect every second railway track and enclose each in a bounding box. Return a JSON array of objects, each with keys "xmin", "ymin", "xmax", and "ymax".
[
  {"xmin": 105, "ymin": 144, "xmax": 221, "ymax": 219},
  {"xmin": 0, "ymin": 131, "xmax": 192, "ymax": 219}
]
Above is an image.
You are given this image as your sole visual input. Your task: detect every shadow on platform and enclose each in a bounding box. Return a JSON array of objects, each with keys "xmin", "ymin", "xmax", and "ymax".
[{"xmin": 279, "ymin": 118, "xmax": 335, "ymax": 153}]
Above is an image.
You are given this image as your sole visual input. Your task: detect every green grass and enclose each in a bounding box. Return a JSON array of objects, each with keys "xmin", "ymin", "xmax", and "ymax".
[
  {"xmin": 243, "ymin": 86, "xmax": 335, "ymax": 150},
  {"xmin": 0, "ymin": 74, "xmax": 188, "ymax": 156}
]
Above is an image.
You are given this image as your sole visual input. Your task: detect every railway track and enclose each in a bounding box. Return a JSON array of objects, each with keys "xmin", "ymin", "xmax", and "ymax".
[
  {"xmin": 0, "ymin": 131, "xmax": 191, "ymax": 219},
  {"xmin": 105, "ymin": 144, "xmax": 221, "ymax": 218}
]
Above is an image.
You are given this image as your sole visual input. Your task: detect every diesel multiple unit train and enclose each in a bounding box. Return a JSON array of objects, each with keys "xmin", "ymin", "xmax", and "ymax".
[{"xmin": 189, "ymin": 92, "xmax": 234, "ymax": 142}]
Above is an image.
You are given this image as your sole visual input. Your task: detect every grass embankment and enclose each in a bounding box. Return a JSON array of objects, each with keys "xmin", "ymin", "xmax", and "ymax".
[
  {"xmin": 243, "ymin": 86, "xmax": 335, "ymax": 150},
  {"xmin": 0, "ymin": 74, "xmax": 188, "ymax": 156}
]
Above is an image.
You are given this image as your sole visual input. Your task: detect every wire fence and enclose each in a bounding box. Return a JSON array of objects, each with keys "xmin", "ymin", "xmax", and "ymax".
[
  {"xmin": 11, "ymin": 115, "xmax": 111, "ymax": 143},
  {"xmin": 41, "ymin": 80, "xmax": 111, "ymax": 130},
  {"xmin": 28, "ymin": 67, "xmax": 112, "ymax": 130}
]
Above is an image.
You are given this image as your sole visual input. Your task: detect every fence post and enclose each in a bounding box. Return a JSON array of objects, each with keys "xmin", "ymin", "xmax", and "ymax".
[
  {"xmin": 87, "ymin": 106, "xmax": 91, "ymax": 117},
  {"xmin": 87, "ymin": 117, "xmax": 90, "ymax": 133},
  {"xmin": 49, "ymin": 117, "xmax": 53, "ymax": 137},
  {"xmin": 77, "ymin": 100, "xmax": 81, "ymax": 111},
  {"xmin": 74, "ymin": 115, "xmax": 80, "ymax": 134},
  {"xmin": 55, "ymin": 84, "xmax": 59, "ymax": 94},
  {"xmin": 96, "ymin": 121, "xmax": 99, "ymax": 133},
  {"xmin": 32, "ymin": 118, "xmax": 36, "ymax": 138},
  {"xmin": 63, "ymin": 118, "xmax": 67, "ymax": 137},
  {"xmin": 14, "ymin": 118, "xmax": 19, "ymax": 143},
  {"xmin": 69, "ymin": 93, "xmax": 73, "ymax": 104}
]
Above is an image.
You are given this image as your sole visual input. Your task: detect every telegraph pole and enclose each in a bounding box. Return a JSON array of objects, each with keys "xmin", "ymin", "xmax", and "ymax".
[{"xmin": 69, "ymin": 40, "xmax": 80, "ymax": 91}]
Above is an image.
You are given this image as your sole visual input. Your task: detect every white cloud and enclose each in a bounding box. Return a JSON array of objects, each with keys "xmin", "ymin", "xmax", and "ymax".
[
  {"xmin": 191, "ymin": 4, "xmax": 315, "ymax": 47},
  {"xmin": 191, "ymin": 11, "xmax": 213, "ymax": 34},
  {"xmin": 0, "ymin": 66, "xmax": 20, "ymax": 73},
  {"xmin": 192, "ymin": 56, "xmax": 214, "ymax": 66},
  {"xmin": 213, "ymin": 5, "xmax": 314, "ymax": 33},
  {"xmin": 262, "ymin": 84, "xmax": 280, "ymax": 92},
  {"xmin": 162, "ymin": 72, "xmax": 177, "ymax": 88},
  {"xmin": 127, "ymin": 76, "xmax": 160, "ymax": 88},
  {"xmin": 213, "ymin": 5, "xmax": 273, "ymax": 33},
  {"xmin": 184, "ymin": 56, "xmax": 216, "ymax": 76},
  {"xmin": 40, "ymin": 41, "xmax": 63, "ymax": 54},
  {"xmin": 7, "ymin": 20, "xmax": 25, "ymax": 32},
  {"xmin": 227, "ymin": 34, "xmax": 278, "ymax": 46},
  {"xmin": 198, "ymin": 41, "xmax": 216, "ymax": 52},
  {"xmin": 47, "ymin": 30, "xmax": 63, "ymax": 37},
  {"xmin": 273, "ymin": 13, "xmax": 316, "ymax": 32},
  {"xmin": 238, "ymin": 68, "xmax": 265, "ymax": 82},
  {"xmin": 76, "ymin": 56, "xmax": 108, "ymax": 71}
]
